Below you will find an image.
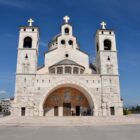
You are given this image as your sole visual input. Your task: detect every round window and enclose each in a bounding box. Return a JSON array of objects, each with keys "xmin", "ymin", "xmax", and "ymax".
[
  {"xmin": 68, "ymin": 40, "xmax": 73, "ymax": 45},
  {"xmin": 65, "ymin": 28, "xmax": 69, "ymax": 34},
  {"xmin": 61, "ymin": 40, "xmax": 65, "ymax": 45},
  {"xmin": 65, "ymin": 54, "xmax": 69, "ymax": 57}
]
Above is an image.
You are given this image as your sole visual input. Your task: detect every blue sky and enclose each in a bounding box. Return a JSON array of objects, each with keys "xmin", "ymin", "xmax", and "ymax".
[{"xmin": 0, "ymin": 0, "xmax": 140, "ymax": 106}]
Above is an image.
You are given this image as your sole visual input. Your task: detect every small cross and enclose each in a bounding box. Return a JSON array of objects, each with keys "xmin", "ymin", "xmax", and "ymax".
[
  {"xmin": 63, "ymin": 16, "xmax": 70, "ymax": 23},
  {"xmin": 28, "ymin": 18, "xmax": 34, "ymax": 26},
  {"xmin": 100, "ymin": 21, "xmax": 107, "ymax": 29}
]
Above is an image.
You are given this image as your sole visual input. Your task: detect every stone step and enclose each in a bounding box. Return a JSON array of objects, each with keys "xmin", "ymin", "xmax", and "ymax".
[{"xmin": 0, "ymin": 116, "xmax": 140, "ymax": 126}]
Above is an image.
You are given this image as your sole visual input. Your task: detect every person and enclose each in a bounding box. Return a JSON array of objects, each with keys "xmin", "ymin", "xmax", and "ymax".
[{"xmin": 71, "ymin": 110, "xmax": 75, "ymax": 116}]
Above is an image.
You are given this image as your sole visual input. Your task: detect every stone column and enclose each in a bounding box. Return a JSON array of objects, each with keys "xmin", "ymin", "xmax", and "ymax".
[
  {"xmin": 59, "ymin": 106, "xmax": 63, "ymax": 116},
  {"xmin": 39, "ymin": 109, "xmax": 44, "ymax": 116},
  {"xmin": 93, "ymin": 108, "xmax": 98, "ymax": 116},
  {"xmin": 102, "ymin": 103, "xmax": 107, "ymax": 116}
]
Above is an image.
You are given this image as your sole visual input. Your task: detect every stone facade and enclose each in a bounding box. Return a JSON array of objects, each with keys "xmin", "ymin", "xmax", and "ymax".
[{"xmin": 12, "ymin": 17, "xmax": 123, "ymax": 117}]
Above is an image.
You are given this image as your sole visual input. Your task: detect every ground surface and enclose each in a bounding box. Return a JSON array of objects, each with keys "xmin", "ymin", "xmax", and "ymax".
[
  {"xmin": 0, "ymin": 115, "xmax": 140, "ymax": 140},
  {"xmin": 0, "ymin": 124, "xmax": 140, "ymax": 140}
]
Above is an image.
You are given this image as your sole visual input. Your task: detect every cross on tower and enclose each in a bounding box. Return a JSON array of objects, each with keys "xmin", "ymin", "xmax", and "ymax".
[
  {"xmin": 28, "ymin": 18, "xmax": 34, "ymax": 26},
  {"xmin": 63, "ymin": 16, "xmax": 70, "ymax": 23},
  {"xmin": 100, "ymin": 21, "xmax": 107, "ymax": 29}
]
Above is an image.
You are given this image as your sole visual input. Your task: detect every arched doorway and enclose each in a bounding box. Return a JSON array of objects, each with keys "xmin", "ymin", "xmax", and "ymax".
[{"xmin": 43, "ymin": 87, "xmax": 92, "ymax": 116}]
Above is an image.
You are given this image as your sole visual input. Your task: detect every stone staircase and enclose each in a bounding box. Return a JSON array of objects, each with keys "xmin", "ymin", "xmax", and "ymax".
[{"xmin": 0, "ymin": 116, "xmax": 140, "ymax": 126}]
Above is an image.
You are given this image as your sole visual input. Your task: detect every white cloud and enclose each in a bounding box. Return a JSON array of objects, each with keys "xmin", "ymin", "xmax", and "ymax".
[
  {"xmin": 0, "ymin": 0, "xmax": 54, "ymax": 13},
  {"xmin": 40, "ymin": 41, "xmax": 47, "ymax": 47},
  {"xmin": 0, "ymin": 0, "xmax": 27, "ymax": 8},
  {"xmin": 0, "ymin": 90, "xmax": 7, "ymax": 95}
]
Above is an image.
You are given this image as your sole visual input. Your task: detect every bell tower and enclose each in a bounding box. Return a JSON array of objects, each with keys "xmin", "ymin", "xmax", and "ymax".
[
  {"xmin": 95, "ymin": 22, "xmax": 123, "ymax": 116},
  {"xmin": 95, "ymin": 21, "xmax": 118, "ymax": 75},
  {"xmin": 16, "ymin": 18, "xmax": 39, "ymax": 74}
]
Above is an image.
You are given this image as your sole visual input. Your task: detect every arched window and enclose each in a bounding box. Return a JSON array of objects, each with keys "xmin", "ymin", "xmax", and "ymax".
[
  {"xmin": 107, "ymin": 56, "xmax": 110, "ymax": 61},
  {"xmin": 97, "ymin": 43, "xmax": 99, "ymax": 52},
  {"xmin": 106, "ymin": 65, "xmax": 113, "ymax": 74},
  {"xmin": 23, "ymin": 37, "xmax": 32, "ymax": 48},
  {"xmin": 104, "ymin": 39, "xmax": 111, "ymax": 50},
  {"xmin": 22, "ymin": 63, "xmax": 30, "ymax": 73},
  {"xmin": 49, "ymin": 68, "xmax": 55, "ymax": 74},
  {"xmin": 73, "ymin": 67, "xmax": 79, "ymax": 74},
  {"xmin": 80, "ymin": 69, "xmax": 84, "ymax": 74},
  {"xmin": 25, "ymin": 54, "xmax": 28, "ymax": 59},
  {"xmin": 25, "ymin": 63, "xmax": 30, "ymax": 73},
  {"xmin": 65, "ymin": 67, "xmax": 71, "ymax": 74},
  {"xmin": 65, "ymin": 28, "xmax": 69, "ymax": 34},
  {"xmin": 57, "ymin": 67, "xmax": 63, "ymax": 74}
]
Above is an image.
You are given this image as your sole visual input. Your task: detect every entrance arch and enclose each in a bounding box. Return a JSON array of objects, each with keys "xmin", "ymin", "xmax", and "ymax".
[
  {"xmin": 39, "ymin": 82, "xmax": 97, "ymax": 116},
  {"xmin": 43, "ymin": 87, "xmax": 91, "ymax": 116}
]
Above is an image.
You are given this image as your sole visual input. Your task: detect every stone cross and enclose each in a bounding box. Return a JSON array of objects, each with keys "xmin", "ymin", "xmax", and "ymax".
[
  {"xmin": 28, "ymin": 18, "xmax": 34, "ymax": 26},
  {"xmin": 63, "ymin": 16, "xmax": 70, "ymax": 23},
  {"xmin": 100, "ymin": 21, "xmax": 107, "ymax": 29}
]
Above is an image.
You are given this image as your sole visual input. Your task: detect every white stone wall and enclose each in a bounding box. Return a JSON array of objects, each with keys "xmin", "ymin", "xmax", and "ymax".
[
  {"xmin": 97, "ymin": 51, "xmax": 119, "ymax": 75},
  {"xmin": 12, "ymin": 74, "xmax": 102, "ymax": 116},
  {"xmin": 95, "ymin": 29, "xmax": 123, "ymax": 116},
  {"xmin": 43, "ymin": 23, "xmax": 91, "ymax": 74},
  {"xmin": 16, "ymin": 27, "xmax": 39, "ymax": 74},
  {"xmin": 101, "ymin": 75, "xmax": 123, "ymax": 116},
  {"xmin": 43, "ymin": 48, "xmax": 91, "ymax": 74},
  {"xmin": 18, "ymin": 27, "xmax": 39, "ymax": 50},
  {"xmin": 12, "ymin": 73, "xmax": 123, "ymax": 117},
  {"xmin": 16, "ymin": 49, "xmax": 38, "ymax": 74},
  {"xmin": 96, "ymin": 30, "xmax": 117, "ymax": 51}
]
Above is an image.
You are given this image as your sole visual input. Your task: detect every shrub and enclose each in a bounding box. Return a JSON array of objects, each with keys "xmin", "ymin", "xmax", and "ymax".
[{"xmin": 123, "ymin": 109, "xmax": 132, "ymax": 115}]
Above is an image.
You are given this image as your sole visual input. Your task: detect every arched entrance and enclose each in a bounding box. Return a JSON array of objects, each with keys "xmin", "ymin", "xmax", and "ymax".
[{"xmin": 43, "ymin": 87, "xmax": 92, "ymax": 116}]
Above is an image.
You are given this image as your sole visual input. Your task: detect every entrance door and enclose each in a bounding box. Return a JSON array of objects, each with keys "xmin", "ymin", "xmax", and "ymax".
[
  {"xmin": 76, "ymin": 106, "xmax": 80, "ymax": 116},
  {"xmin": 21, "ymin": 107, "xmax": 26, "ymax": 116},
  {"xmin": 54, "ymin": 106, "xmax": 58, "ymax": 116},
  {"xmin": 63, "ymin": 103, "xmax": 71, "ymax": 116},
  {"xmin": 0, "ymin": 105, "xmax": 2, "ymax": 113},
  {"xmin": 110, "ymin": 107, "xmax": 115, "ymax": 116}
]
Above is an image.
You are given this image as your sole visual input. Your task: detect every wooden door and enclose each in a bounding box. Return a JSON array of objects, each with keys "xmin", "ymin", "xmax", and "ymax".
[
  {"xmin": 76, "ymin": 106, "xmax": 80, "ymax": 116},
  {"xmin": 54, "ymin": 106, "xmax": 58, "ymax": 116},
  {"xmin": 63, "ymin": 103, "xmax": 71, "ymax": 116},
  {"xmin": 21, "ymin": 107, "xmax": 26, "ymax": 116},
  {"xmin": 110, "ymin": 107, "xmax": 115, "ymax": 115}
]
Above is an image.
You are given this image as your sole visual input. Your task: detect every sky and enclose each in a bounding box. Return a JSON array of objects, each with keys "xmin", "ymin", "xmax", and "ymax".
[{"xmin": 0, "ymin": 0, "xmax": 140, "ymax": 106}]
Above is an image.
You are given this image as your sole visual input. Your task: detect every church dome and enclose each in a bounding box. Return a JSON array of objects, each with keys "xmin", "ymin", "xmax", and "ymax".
[
  {"xmin": 49, "ymin": 59, "xmax": 85, "ymax": 74},
  {"xmin": 48, "ymin": 34, "xmax": 61, "ymax": 50}
]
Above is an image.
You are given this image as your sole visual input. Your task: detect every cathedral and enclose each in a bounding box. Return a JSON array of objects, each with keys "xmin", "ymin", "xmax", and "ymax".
[{"xmin": 12, "ymin": 16, "xmax": 123, "ymax": 117}]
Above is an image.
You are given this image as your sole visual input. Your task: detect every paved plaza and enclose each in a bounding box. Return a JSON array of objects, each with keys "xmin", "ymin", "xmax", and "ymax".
[
  {"xmin": 0, "ymin": 124, "xmax": 140, "ymax": 140},
  {"xmin": 0, "ymin": 115, "xmax": 140, "ymax": 140}
]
